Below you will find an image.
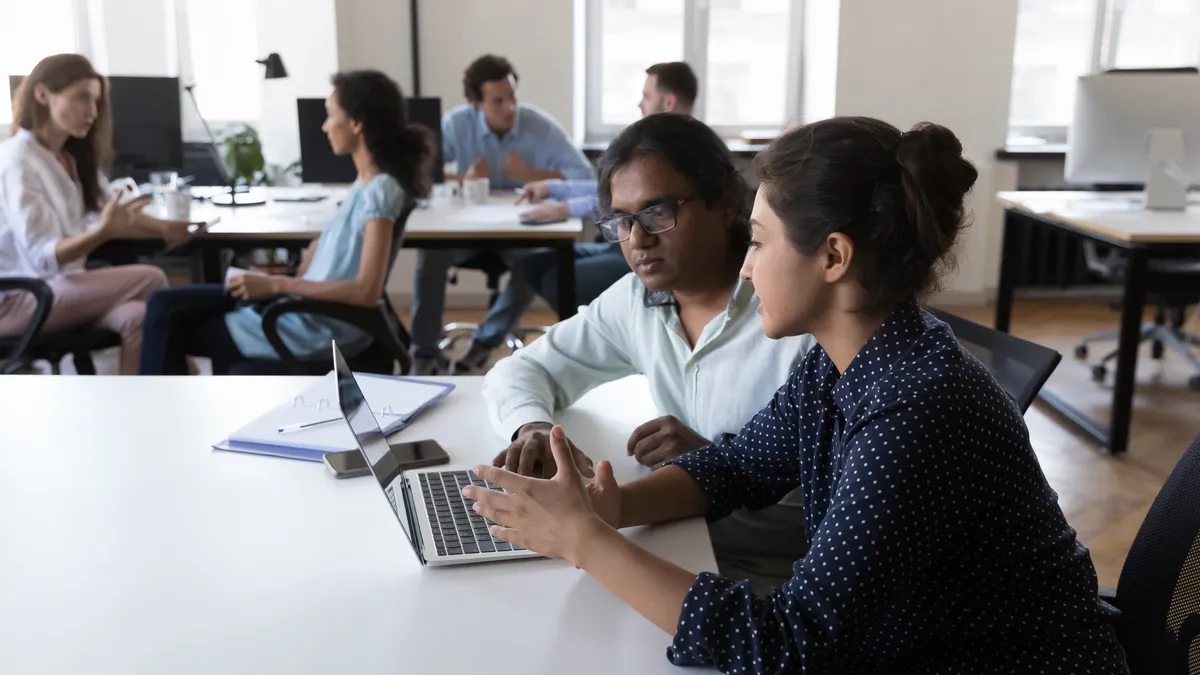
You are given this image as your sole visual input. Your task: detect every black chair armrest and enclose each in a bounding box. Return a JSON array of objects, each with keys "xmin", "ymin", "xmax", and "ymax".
[
  {"xmin": 259, "ymin": 295, "xmax": 411, "ymax": 375},
  {"xmin": 0, "ymin": 278, "xmax": 54, "ymax": 375}
]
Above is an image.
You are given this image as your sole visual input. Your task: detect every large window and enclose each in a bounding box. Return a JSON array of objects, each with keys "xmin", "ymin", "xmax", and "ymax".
[
  {"xmin": 179, "ymin": 0, "xmax": 261, "ymax": 122},
  {"xmin": 1009, "ymin": 0, "xmax": 1200, "ymax": 144},
  {"xmin": 0, "ymin": 0, "xmax": 80, "ymax": 124},
  {"xmin": 585, "ymin": 0, "xmax": 803, "ymax": 139}
]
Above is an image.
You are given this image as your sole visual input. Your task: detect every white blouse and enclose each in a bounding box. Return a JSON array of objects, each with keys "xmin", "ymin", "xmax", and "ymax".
[{"xmin": 0, "ymin": 128, "xmax": 102, "ymax": 290}]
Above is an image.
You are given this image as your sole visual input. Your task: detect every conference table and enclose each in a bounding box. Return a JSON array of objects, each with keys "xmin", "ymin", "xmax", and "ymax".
[
  {"xmin": 995, "ymin": 190, "xmax": 1200, "ymax": 455},
  {"xmin": 0, "ymin": 375, "xmax": 717, "ymax": 675},
  {"xmin": 96, "ymin": 186, "xmax": 585, "ymax": 319}
]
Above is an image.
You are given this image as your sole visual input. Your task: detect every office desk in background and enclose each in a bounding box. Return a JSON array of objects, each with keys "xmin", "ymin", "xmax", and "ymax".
[
  {"xmin": 96, "ymin": 188, "xmax": 585, "ymax": 319},
  {"xmin": 995, "ymin": 190, "xmax": 1200, "ymax": 455},
  {"xmin": 0, "ymin": 375, "xmax": 716, "ymax": 675}
]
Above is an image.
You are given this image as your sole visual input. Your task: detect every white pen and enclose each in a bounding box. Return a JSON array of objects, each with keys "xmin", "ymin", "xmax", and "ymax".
[{"xmin": 278, "ymin": 417, "xmax": 341, "ymax": 434}]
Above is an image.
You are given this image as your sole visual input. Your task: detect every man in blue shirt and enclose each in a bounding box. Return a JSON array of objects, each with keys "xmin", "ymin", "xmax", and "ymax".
[
  {"xmin": 411, "ymin": 55, "xmax": 594, "ymax": 375},
  {"xmin": 510, "ymin": 62, "xmax": 698, "ymax": 313}
]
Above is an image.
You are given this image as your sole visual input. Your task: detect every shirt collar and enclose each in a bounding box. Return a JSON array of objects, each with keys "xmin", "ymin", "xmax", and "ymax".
[
  {"xmin": 475, "ymin": 106, "xmax": 521, "ymax": 139},
  {"xmin": 641, "ymin": 279, "xmax": 753, "ymax": 316},
  {"xmin": 829, "ymin": 302, "xmax": 928, "ymax": 415}
]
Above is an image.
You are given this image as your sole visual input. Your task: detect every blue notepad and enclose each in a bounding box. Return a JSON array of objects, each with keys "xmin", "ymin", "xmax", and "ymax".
[{"xmin": 213, "ymin": 372, "xmax": 454, "ymax": 462}]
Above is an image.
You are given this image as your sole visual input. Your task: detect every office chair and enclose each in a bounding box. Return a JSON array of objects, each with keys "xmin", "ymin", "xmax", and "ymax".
[
  {"xmin": 1102, "ymin": 429, "xmax": 1200, "ymax": 674},
  {"xmin": 928, "ymin": 308, "xmax": 1062, "ymax": 412},
  {"xmin": 1072, "ymin": 242, "xmax": 1200, "ymax": 390},
  {"xmin": 441, "ymin": 252, "xmax": 548, "ymax": 354},
  {"xmin": 225, "ymin": 200, "xmax": 418, "ymax": 376},
  {"xmin": 0, "ymin": 278, "xmax": 121, "ymax": 375}
]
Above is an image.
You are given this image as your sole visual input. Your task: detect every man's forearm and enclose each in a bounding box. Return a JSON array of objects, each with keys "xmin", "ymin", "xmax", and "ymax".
[{"xmin": 618, "ymin": 465, "xmax": 708, "ymax": 528}]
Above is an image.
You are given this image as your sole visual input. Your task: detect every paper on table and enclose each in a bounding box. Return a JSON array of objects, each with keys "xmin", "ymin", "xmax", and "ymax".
[
  {"xmin": 447, "ymin": 204, "xmax": 526, "ymax": 225},
  {"xmin": 223, "ymin": 372, "xmax": 454, "ymax": 454}
]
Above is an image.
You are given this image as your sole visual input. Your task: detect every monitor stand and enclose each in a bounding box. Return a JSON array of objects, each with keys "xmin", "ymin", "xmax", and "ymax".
[{"xmin": 1145, "ymin": 128, "xmax": 1188, "ymax": 211}]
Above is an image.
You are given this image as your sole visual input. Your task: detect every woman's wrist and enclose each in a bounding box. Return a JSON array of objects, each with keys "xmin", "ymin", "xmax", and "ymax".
[
  {"xmin": 273, "ymin": 275, "xmax": 293, "ymax": 296},
  {"xmin": 570, "ymin": 516, "xmax": 623, "ymax": 571}
]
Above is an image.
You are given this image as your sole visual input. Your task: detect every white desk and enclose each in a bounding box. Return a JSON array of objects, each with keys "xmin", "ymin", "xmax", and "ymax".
[
  {"xmin": 188, "ymin": 188, "xmax": 583, "ymax": 242},
  {"xmin": 102, "ymin": 188, "xmax": 585, "ymax": 317},
  {"xmin": 0, "ymin": 376, "xmax": 716, "ymax": 675}
]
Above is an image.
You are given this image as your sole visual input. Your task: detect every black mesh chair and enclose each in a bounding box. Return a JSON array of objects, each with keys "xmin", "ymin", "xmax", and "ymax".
[
  {"xmin": 0, "ymin": 278, "xmax": 121, "ymax": 375},
  {"xmin": 1073, "ymin": 241, "xmax": 1200, "ymax": 390},
  {"xmin": 928, "ymin": 308, "xmax": 1062, "ymax": 413},
  {"xmin": 225, "ymin": 200, "xmax": 418, "ymax": 376},
  {"xmin": 1105, "ymin": 430, "xmax": 1200, "ymax": 674}
]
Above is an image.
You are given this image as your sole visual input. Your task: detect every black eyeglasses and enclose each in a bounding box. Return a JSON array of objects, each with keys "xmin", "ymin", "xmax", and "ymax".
[{"xmin": 596, "ymin": 199, "xmax": 693, "ymax": 243}]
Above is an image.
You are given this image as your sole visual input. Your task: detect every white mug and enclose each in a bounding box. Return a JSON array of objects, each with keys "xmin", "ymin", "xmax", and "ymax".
[
  {"xmin": 163, "ymin": 191, "xmax": 192, "ymax": 221},
  {"xmin": 462, "ymin": 177, "xmax": 490, "ymax": 205},
  {"xmin": 430, "ymin": 181, "xmax": 461, "ymax": 209}
]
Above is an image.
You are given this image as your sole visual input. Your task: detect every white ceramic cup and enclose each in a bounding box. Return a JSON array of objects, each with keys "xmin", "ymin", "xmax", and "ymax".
[
  {"xmin": 163, "ymin": 191, "xmax": 193, "ymax": 221},
  {"xmin": 462, "ymin": 177, "xmax": 490, "ymax": 205},
  {"xmin": 430, "ymin": 181, "xmax": 461, "ymax": 209}
]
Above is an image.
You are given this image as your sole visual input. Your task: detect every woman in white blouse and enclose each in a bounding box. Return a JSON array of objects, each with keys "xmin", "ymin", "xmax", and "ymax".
[{"xmin": 0, "ymin": 54, "xmax": 192, "ymax": 374}]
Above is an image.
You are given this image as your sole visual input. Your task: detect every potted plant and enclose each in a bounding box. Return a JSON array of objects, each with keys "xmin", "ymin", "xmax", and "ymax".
[{"xmin": 222, "ymin": 124, "xmax": 268, "ymax": 186}]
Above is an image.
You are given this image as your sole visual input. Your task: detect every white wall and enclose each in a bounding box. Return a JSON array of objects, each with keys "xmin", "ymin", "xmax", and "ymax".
[
  {"xmin": 255, "ymin": 0, "xmax": 340, "ymax": 168},
  {"xmin": 335, "ymin": 0, "xmax": 414, "ymax": 94},
  {"xmin": 90, "ymin": 0, "xmax": 175, "ymax": 77},
  {"xmin": 833, "ymin": 0, "xmax": 1019, "ymax": 303}
]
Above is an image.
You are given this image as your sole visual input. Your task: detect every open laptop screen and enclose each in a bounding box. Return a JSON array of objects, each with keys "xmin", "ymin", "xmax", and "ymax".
[{"xmin": 333, "ymin": 343, "xmax": 414, "ymax": 545}]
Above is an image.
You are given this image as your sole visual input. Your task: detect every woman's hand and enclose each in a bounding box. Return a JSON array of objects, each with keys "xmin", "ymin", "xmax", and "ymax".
[
  {"xmin": 466, "ymin": 426, "xmax": 622, "ymax": 566},
  {"xmin": 97, "ymin": 193, "xmax": 153, "ymax": 238},
  {"xmin": 226, "ymin": 273, "xmax": 285, "ymax": 301}
]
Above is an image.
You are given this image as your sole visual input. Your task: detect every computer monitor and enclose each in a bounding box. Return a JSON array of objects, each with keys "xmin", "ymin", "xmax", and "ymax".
[
  {"xmin": 8, "ymin": 75, "xmax": 183, "ymax": 184},
  {"xmin": 296, "ymin": 96, "xmax": 443, "ymax": 185},
  {"xmin": 1065, "ymin": 71, "xmax": 1200, "ymax": 208}
]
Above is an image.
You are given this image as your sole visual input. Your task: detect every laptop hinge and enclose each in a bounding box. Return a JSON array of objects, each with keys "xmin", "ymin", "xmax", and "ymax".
[{"xmin": 403, "ymin": 477, "xmax": 427, "ymax": 565}]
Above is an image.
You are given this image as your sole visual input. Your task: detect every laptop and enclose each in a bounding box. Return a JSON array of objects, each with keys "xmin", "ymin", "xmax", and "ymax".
[{"xmin": 332, "ymin": 342, "xmax": 539, "ymax": 567}]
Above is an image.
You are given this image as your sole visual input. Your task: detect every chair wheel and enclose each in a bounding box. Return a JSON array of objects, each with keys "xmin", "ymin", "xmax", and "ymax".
[
  {"xmin": 1190, "ymin": 375, "xmax": 1200, "ymax": 391},
  {"xmin": 1092, "ymin": 364, "xmax": 1107, "ymax": 382},
  {"xmin": 1074, "ymin": 345, "xmax": 1088, "ymax": 359}
]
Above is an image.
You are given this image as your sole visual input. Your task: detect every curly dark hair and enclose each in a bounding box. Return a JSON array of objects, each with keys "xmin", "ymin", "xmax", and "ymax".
[
  {"xmin": 755, "ymin": 116, "xmax": 979, "ymax": 313},
  {"xmin": 330, "ymin": 70, "xmax": 433, "ymax": 198},
  {"xmin": 462, "ymin": 54, "xmax": 518, "ymax": 102}
]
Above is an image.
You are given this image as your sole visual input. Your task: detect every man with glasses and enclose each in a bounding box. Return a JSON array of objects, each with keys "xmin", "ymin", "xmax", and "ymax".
[
  {"xmin": 482, "ymin": 114, "xmax": 815, "ymax": 595},
  {"xmin": 511, "ymin": 61, "xmax": 699, "ymax": 313}
]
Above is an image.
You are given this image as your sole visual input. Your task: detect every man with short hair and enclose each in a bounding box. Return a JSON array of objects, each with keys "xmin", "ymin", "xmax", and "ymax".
[
  {"xmin": 411, "ymin": 54, "xmax": 594, "ymax": 376},
  {"xmin": 512, "ymin": 61, "xmax": 699, "ymax": 312}
]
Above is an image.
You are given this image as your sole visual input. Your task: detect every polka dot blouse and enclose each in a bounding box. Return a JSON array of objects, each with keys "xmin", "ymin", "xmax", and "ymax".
[{"xmin": 667, "ymin": 305, "xmax": 1128, "ymax": 674}]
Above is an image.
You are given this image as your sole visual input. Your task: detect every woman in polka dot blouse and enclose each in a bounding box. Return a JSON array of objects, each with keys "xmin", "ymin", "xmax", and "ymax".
[{"xmin": 463, "ymin": 116, "xmax": 1129, "ymax": 673}]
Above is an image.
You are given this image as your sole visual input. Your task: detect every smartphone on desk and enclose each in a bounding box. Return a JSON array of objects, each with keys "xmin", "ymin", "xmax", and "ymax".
[
  {"xmin": 324, "ymin": 439, "xmax": 451, "ymax": 479},
  {"xmin": 519, "ymin": 215, "xmax": 568, "ymax": 226}
]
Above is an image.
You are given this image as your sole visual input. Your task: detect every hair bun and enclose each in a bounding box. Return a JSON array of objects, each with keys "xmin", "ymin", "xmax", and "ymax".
[{"xmin": 893, "ymin": 122, "xmax": 978, "ymax": 279}]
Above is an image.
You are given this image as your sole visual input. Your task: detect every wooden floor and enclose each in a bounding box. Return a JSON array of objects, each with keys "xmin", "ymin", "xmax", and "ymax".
[
  {"xmin": 66, "ymin": 296, "xmax": 1198, "ymax": 588},
  {"xmin": 433, "ymin": 298, "xmax": 1199, "ymax": 589}
]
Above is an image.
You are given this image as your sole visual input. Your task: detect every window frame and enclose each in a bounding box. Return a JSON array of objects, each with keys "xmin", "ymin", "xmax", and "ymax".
[
  {"xmin": 583, "ymin": 0, "xmax": 806, "ymax": 142},
  {"xmin": 1008, "ymin": 0, "xmax": 1200, "ymax": 143}
]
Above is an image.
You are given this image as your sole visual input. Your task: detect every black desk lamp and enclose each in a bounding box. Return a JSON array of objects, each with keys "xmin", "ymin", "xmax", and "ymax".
[{"xmin": 185, "ymin": 53, "xmax": 289, "ymax": 207}]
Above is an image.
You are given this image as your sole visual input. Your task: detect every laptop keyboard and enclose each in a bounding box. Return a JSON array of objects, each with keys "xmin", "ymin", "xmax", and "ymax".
[{"xmin": 419, "ymin": 470, "xmax": 525, "ymax": 557}]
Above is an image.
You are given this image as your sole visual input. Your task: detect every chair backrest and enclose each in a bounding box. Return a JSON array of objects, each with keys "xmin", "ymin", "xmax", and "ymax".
[
  {"xmin": 1114, "ymin": 431, "xmax": 1200, "ymax": 675},
  {"xmin": 0, "ymin": 278, "xmax": 54, "ymax": 374},
  {"xmin": 927, "ymin": 308, "xmax": 1062, "ymax": 413},
  {"xmin": 384, "ymin": 198, "xmax": 419, "ymax": 290}
]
